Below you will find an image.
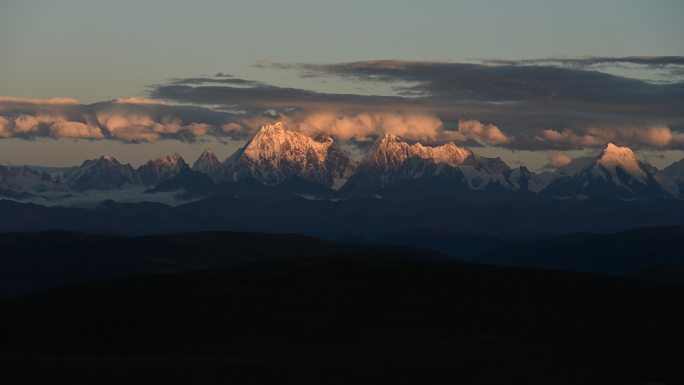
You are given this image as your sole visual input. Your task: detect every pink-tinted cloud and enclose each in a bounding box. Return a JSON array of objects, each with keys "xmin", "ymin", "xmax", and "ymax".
[
  {"xmin": 114, "ymin": 97, "xmax": 168, "ymax": 105},
  {"xmin": 95, "ymin": 113, "xmax": 161, "ymax": 142},
  {"xmin": 537, "ymin": 125, "xmax": 683, "ymax": 149},
  {"xmin": 2, "ymin": 91, "xmax": 682, "ymax": 153},
  {"xmin": 0, "ymin": 96, "xmax": 228, "ymax": 143},
  {"xmin": 0, "ymin": 113, "xmax": 104, "ymax": 139},
  {"xmin": 13, "ymin": 114, "xmax": 43, "ymax": 133},
  {"xmin": 547, "ymin": 152, "xmax": 573, "ymax": 168},
  {"xmin": 457, "ymin": 120, "xmax": 512, "ymax": 146},
  {"xmin": 187, "ymin": 123, "xmax": 211, "ymax": 136},
  {"xmin": 50, "ymin": 119, "xmax": 105, "ymax": 139},
  {"xmin": 0, "ymin": 116, "xmax": 11, "ymax": 138},
  {"xmin": 221, "ymin": 115, "xmax": 284, "ymax": 137},
  {"xmin": 95, "ymin": 112, "xmax": 212, "ymax": 142},
  {"xmin": 282, "ymin": 112, "xmax": 448, "ymax": 142}
]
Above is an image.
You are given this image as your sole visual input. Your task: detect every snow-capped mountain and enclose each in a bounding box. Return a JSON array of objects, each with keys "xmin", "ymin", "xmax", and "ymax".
[
  {"xmin": 364, "ymin": 134, "xmax": 473, "ymax": 169},
  {"xmin": 343, "ymin": 133, "xmax": 514, "ymax": 192},
  {"xmin": 656, "ymin": 158, "xmax": 684, "ymax": 197},
  {"xmin": 3, "ymin": 123, "xmax": 683, "ymax": 204},
  {"xmin": 0, "ymin": 165, "xmax": 54, "ymax": 196},
  {"xmin": 222, "ymin": 122, "xmax": 355, "ymax": 189},
  {"xmin": 63, "ymin": 156, "xmax": 140, "ymax": 190},
  {"xmin": 0, "ymin": 165, "xmax": 48, "ymax": 183},
  {"xmin": 541, "ymin": 143, "xmax": 665, "ymax": 198},
  {"xmin": 192, "ymin": 149, "xmax": 223, "ymax": 182},
  {"xmin": 507, "ymin": 166, "xmax": 533, "ymax": 191},
  {"xmin": 138, "ymin": 153, "xmax": 190, "ymax": 186}
]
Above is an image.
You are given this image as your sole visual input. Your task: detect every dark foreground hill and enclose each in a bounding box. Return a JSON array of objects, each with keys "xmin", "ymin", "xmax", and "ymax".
[
  {"xmin": 2, "ymin": 195, "xmax": 684, "ymax": 239},
  {"xmin": 477, "ymin": 225, "xmax": 684, "ymax": 277},
  {"xmin": 1, "ymin": 256, "xmax": 683, "ymax": 384},
  {"xmin": 5, "ymin": 223, "xmax": 683, "ymax": 300},
  {"xmin": 0, "ymin": 230, "xmax": 446, "ymax": 297}
]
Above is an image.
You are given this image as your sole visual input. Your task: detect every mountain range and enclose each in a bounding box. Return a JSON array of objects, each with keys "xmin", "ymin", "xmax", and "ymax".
[{"xmin": 1, "ymin": 122, "xmax": 684, "ymax": 205}]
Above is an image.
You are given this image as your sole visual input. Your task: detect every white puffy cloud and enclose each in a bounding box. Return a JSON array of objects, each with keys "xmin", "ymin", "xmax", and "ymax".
[
  {"xmin": 221, "ymin": 116, "xmax": 279, "ymax": 138},
  {"xmin": 187, "ymin": 123, "xmax": 211, "ymax": 136},
  {"xmin": 456, "ymin": 120, "xmax": 512, "ymax": 145},
  {"xmin": 95, "ymin": 113, "xmax": 161, "ymax": 142},
  {"xmin": 0, "ymin": 96, "xmax": 228, "ymax": 142},
  {"xmin": 49, "ymin": 119, "xmax": 104, "ymax": 139},
  {"xmin": 13, "ymin": 114, "xmax": 43, "ymax": 133},
  {"xmin": 0, "ymin": 113, "xmax": 104, "ymax": 139},
  {"xmin": 283, "ymin": 111, "xmax": 448, "ymax": 142},
  {"xmin": 0, "ymin": 116, "xmax": 11, "ymax": 138},
  {"xmin": 0, "ymin": 110, "xmax": 215, "ymax": 142},
  {"xmin": 2, "ymin": 93, "xmax": 682, "ymax": 153},
  {"xmin": 95, "ymin": 113, "xmax": 213, "ymax": 142}
]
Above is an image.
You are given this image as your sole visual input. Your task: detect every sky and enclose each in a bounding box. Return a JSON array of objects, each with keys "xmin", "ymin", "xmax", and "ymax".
[{"xmin": 1, "ymin": 0, "xmax": 683, "ymax": 169}]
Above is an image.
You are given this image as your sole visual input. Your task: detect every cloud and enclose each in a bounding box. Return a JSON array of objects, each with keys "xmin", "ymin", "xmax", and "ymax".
[
  {"xmin": 3, "ymin": 57, "xmax": 684, "ymax": 151},
  {"xmin": 0, "ymin": 116, "xmax": 11, "ymax": 138},
  {"xmin": 96, "ymin": 113, "xmax": 162, "ymax": 142},
  {"xmin": 13, "ymin": 114, "xmax": 42, "ymax": 133},
  {"xmin": 0, "ymin": 113, "xmax": 104, "ymax": 140},
  {"xmin": 92, "ymin": 111, "xmax": 225, "ymax": 142},
  {"xmin": 481, "ymin": 56, "xmax": 684, "ymax": 85},
  {"xmin": 50, "ymin": 119, "xmax": 105, "ymax": 139},
  {"xmin": 251, "ymin": 60, "xmax": 684, "ymax": 150},
  {"xmin": 221, "ymin": 115, "xmax": 286, "ymax": 138},
  {"xmin": 0, "ymin": 97, "xmax": 240, "ymax": 143},
  {"xmin": 113, "ymin": 97, "xmax": 168, "ymax": 105},
  {"xmin": 187, "ymin": 123, "xmax": 211, "ymax": 136},
  {"xmin": 484, "ymin": 56, "xmax": 684, "ymax": 67},
  {"xmin": 168, "ymin": 76, "xmax": 264, "ymax": 87},
  {"xmin": 150, "ymin": 81, "xmax": 404, "ymax": 110},
  {"xmin": 281, "ymin": 111, "xmax": 448, "ymax": 142},
  {"xmin": 0, "ymin": 96, "xmax": 80, "ymax": 105},
  {"xmin": 547, "ymin": 152, "xmax": 573, "ymax": 168},
  {"xmin": 280, "ymin": 59, "xmax": 671, "ymax": 101},
  {"xmin": 457, "ymin": 120, "xmax": 511, "ymax": 146},
  {"xmin": 536, "ymin": 125, "xmax": 684, "ymax": 150}
]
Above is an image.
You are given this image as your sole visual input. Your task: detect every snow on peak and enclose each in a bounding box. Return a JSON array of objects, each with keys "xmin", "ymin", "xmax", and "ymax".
[
  {"xmin": 194, "ymin": 148, "xmax": 217, "ymax": 164},
  {"xmin": 225, "ymin": 122, "xmax": 354, "ymax": 188},
  {"xmin": 65, "ymin": 155, "xmax": 138, "ymax": 190},
  {"xmin": 81, "ymin": 155, "xmax": 121, "ymax": 168},
  {"xmin": 194, "ymin": 148, "xmax": 219, "ymax": 166},
  {"xmin": 242, "ymin": 122, "xmax": 335, "ymax": 163},
  {"xmin": 260, "ymin": 121, "xmax": 286, "ymax": 132},
  {"xmin": 367, "ymin": 134, "xmax": 472, "ymax": 168},
  {"xmin": 99, "ymin": 155, "xmax": 116, "ymax": 163},
  {"xmin": 379, "ymin": 133, "xmax": 401, "ymax": 142},
  {"xmin": 192, "ymin": 148, "xmax": 222, "ymax": 181},
  {"xmin": 344, "ymin": 134, "xmax": 517, "ymax": 191},
  {"xmin": 157, "ymin": 152, "xmax": 183, "ymax": 165},
  {"xmin": 596, "ymin": 143, "xmax": 647, "ymax": 184},
  {"xmin": 422, "ymin": 141, "xmax": 473, "ymax": 166},
  {"xmin": 367, "ymin": 134, "xmax": 417, "ymax": 168},
  {"xmin": 558, "ymin": 143, "xmax": 649, "ymax": 185},
  {"xmin": 138, "ymin": 153, "xmax": 189, "ymax": 185}
]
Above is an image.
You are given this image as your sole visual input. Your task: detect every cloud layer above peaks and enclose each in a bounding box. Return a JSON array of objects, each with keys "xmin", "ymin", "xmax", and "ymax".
[{"xmin": 2, "ymin": 57, "xmax": 684, "ymax": 150}]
